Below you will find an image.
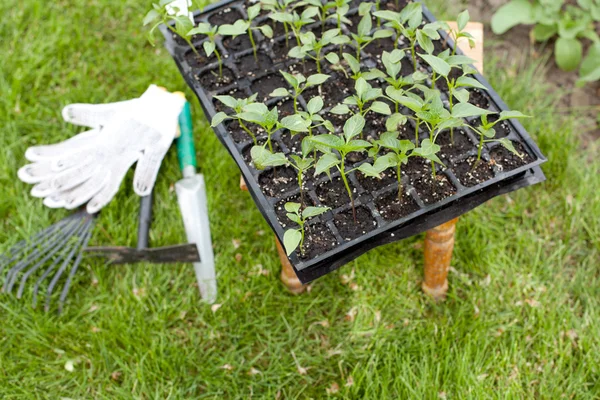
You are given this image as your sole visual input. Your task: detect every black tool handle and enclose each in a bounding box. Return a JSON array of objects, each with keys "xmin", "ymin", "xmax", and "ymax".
[{"xmin": 137, "ymin": 191, "xmax": 153, "ymax": 250}]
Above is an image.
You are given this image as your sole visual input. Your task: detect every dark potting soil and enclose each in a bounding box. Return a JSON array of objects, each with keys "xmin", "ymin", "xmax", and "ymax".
[
  {"xmin": 250, "ymin": 73, "xmax": 288, "ymax": 101},
  {"xmin": 222, "ymin": 34, "xmax": 253, "ymax": 52},
  {"xmin": 299, "ymin": 222, "xmax": 339, "ymax": 259},
  {"xmin": 208, "ymin": 7, "xmax": 243, "ymax": 25},
  {"xmin": 226, "ymin": 120, "xmax": 262, "ymax": 143},
  {"xmin": 212, "ymin": 88, "xmax": 245, "ymax": 112},
  {"xmin": 316, "ymin": 176, "xmax": 355, "ymax": 209},
  {"xmin": 469, "ymin": 88, "xmax": 490, "ymax": 109},
  {"xmin": 364, "ymin": 37, "xmax": 399, "ymax": 64},
  {"xmin": 271, "ymin": 39, "xmax": 290, "ymax": 63},
  {"xmin": 279, "ymin": 131, "xmax": 307, "ymax": 154},
  {"xmin": 303, "ymin": 75, "xmax": 353, "ymax": 108},
  {"xmin": 287, "ymin": 59, "xmax": 319, "ymax": 75},
  {"xmin": 236, "ymin": 52, "xmax": 273, "ymax": 77},
  {"xmin": 475, "ymin": 115, "xmax": 511, "ymax": 138},
  {"xmin": 334, "ymin": 206, "xmax": 377, "ymax": 241},
  {"xmin": 198, "ymin": 68, "xmax": 235, "ymax": 91},
  {"xmin": 375, "ymin": 188, "xmax": 420, "ymax": 221},
  {"xmin": 411, "ymin": 173, "xmax": 456, "ymax": 204},
  {"xmin": 437, "ymin": 129, "xmax": 475, "ymax": 162},
  {"xmin": 356, "ymin": 169, "xmax": 397, "ymax": 193},
  {"xmin": 185, "ymin": 47, "xmax": 217, "ymax": 68},
  {"xmin": 453, "ymin": 157, "xmax": 495, "ymax": 188},
  {"xmin": 258, "ymin": 166, "xmax": 298, "ymax": 197},
  {"xmin": 489, "ymin": 142, "xmax": 532, "ymax": 170}
]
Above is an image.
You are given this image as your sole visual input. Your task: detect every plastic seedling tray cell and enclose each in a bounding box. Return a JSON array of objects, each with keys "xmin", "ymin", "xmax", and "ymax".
[{"xmin": 160, "ymin": 0, "xmax": 547, "ymax": 283}]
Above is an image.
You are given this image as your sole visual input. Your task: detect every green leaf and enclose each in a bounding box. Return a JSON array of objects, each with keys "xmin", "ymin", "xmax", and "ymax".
[
  {"xmin": 247, "ymin": 4, "xmax": 261, "ymax": 20},
  {"xmin": 446, "ymin": 55, "xmax": 476, "ymax": 66},
  {"xmin": 532, "ymin": 24, "xmax": 558, "ymax": 41},
  {"xmin": 302, "ymin": 206, "xmax": 330, "ymax": 219},
  {"xmin": 322, "ymin": 28, "xmax": 341, "ymax": 42},
  {"xmin": 417, "ymin": 30, "xmax": 434, "ymax": 54},
  {"xmin": 330, "ymin": 104, "xmax": 351, "ymax": 115},
  {"xmin": 555, "ymin": 37, "xmax": 583, "ymax": 72},
  {"xmin": 387, "ymin": 92, "xmax": 422, "ymax": 112},
  {"xmin": 269, "ymin": 87, "xmax": 290, "ymax": 97},
  {"xmin": 211, "ymin": 112, "xmax": 229, "ymax": 127},
  {"xmin": 495, "ymin": 138, "xmax": 523, "ymax": 158},
  {"xmin": 285, "ymin": 202, "xmax": 302, "ymax": 213},
  {"xmin": 213, "ymin": 95, "xmax": 238, "ymax": 109},
  {"xmin": 243, "ymin": 102, "xmax": 269, "ymax": 114},
  {"xmin": 355, "ymin": 77, "xmax": 369, "ymax": 99},
  {"xmin": 370, "ymin": 101, "xmax": 392, "ymax": 115},
  {"xmin": 385, "ymin": 113, "xmax": 408, "ymax": 132},
  {"xmin": 362, "ymin": 69, "xmax": 387, "ymax": 80},
  {"xmin": 280, "ymin": 70, "xmax": 299, "ymax": 89},
  {"xmin": 323, "ymin": 120, "xmax": 335, "ymax": 132},
  {"xmin": 325, "ymin": 52, "xmax": 340, "ymax": 64},
  {"xmin": 357, "ymin": 163, "xmax": 383, "ymax": 178},
  {"xmin": 414, "ymin": 139, "xmax": 445, "ymax": 167},
  {"xmin": 455, "ymin": 76, "xmax": 487, "ymax": 90},
  {"xmin": 310, "ymin": 134, "xmax": 344, "ymax": 149},
  {"xmin": 373, "ymin": 30, "xmax": 393, "ymax": 39},
  {"xmin": 457, "ymin": 10, "xmax": 469, "ymax": 31},
  {"xmin": 280, "ymin": 114, "xmax": 310, "ymax": 132},
  {"xmin": 579, "ymin": 42, "xmax": 600, "ymax": 83},
  {"xmin": 283, "ymin": 229, "xmax": 302, "ymax": 256},
  {"xmin": 343, "ymin": 53, "xmax": 361, "ymax": 74},
  {"xmin": 203, "ymin": 41, "xmax": 215, "ymax": 57},
  {"xmin": 343, "ymin": 114, "xmax": 366, "ymax": 141},
  {"xmin": 490, "ymin": 0, "xmax": 535, "ymax": 35},
  {"xmin": 452, "ymin": 88, "xmax": 470, "ymax": 103},
  {"xmin": 498, "ymin": 110, "xmax": 531, "ymax": 121},
  {"xmin": 189, "ymin": 22, "xmax": 212, "ymax": 36},
  {"xmin": 237, "ymin": 111, "xmax": 265, "ymax": 124},
  {"xmin": 314, "ymin": 152, "xmax": 341, "ymax": 176},
  {"xmin": 452, "ymin": 102, "xmax": 493, "ymax": 118},
  {"xmin": 287, "ymin": 213, "xmax": 302, "ymax": 224},
  {"xmin": 143, "ymin": 9, "xmax": 160, "ymax": 26},
  {"xmin": 373, "ymin": 10, "xmax": 401, "ymax": 23},
  {"xmin": 419, "ymin": 54, "xmax": 451, "ymax": 77},
  {"xmin": 357, "ymin": 13, "xmax": 372, "ymax": 37},
  {"xmin": 342, "ymin": 139, "xmax": 371, "ymax": 153},
  {"xmin": 218, "ymin": 20, "xmax": 250, "ymax": 37},
  {"xmin": 259, "ymin": 25, "xmax": 274, "ymax": 38},
  {"xmin": 288, "ymin": 46, "xmax": 306, "ymax": 59},
  {"xmin": 307, "ymin": 96, "xmax": 324, "ymax": 114},
  {"xmin": 306, "ymin": 74, "xmax": 330, "ymax": 87}
]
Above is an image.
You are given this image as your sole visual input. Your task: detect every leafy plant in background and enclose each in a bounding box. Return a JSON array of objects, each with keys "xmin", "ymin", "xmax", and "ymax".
[
  {"xmin": 269, "ymin": 71, "xmax": 330, "ymax": 112},
  {"xmin": 469, "ymin": 110, "xmax": 531, "ymax": 164},
  {"xmin": 283, "ymin": 202, "xmax": 330, "ymax": 256},
  {"xmin": 491, "ymin": 0, "xmax": 600, "ymax": 73},
  {"xmin": 144, "ymin": 0, "xmax": 198, "ymax": 55},
  {"xmin": 243, "ymin": 4, "xmax": 274, "ymax": 60},
  {"xmin": 288, "ymin": 29, "xmax": 350, "ymax": 73},
  {"xmin": 211, "ymin": 94, "xmax": 260, "ymax": 144},
  {"xmin": 309, "ymin": 114, "xmax": 371, "ymax": 222}
]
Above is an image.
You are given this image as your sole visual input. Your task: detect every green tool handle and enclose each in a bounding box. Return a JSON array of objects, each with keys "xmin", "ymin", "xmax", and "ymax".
[{"xmin": 176, "ymin": 99, "xmax": 197, "ymax": 172}]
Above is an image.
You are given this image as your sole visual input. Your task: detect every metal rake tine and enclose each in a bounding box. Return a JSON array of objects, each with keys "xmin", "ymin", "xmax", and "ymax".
[
  {"xmin": 45, "ymin": 217, "xmax": 94, "ymax": 313},
  {"xmin": 16, "ymin": 219, "xmax": 90, "ymax": 299},
  {"xmin": 0, "ymin": 217, "xmax": 75, "ymax": 275},
  {"xmin": 3, "ymin": 217, "xmax": 83, "ymax": 293},
  {"xmin": 57, "ymin": 222, "xmax": 95, "ymax": 314}
]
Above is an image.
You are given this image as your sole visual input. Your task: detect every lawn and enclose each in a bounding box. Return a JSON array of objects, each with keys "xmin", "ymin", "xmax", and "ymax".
[{"xmin": 1, "ymin": 0, "xmax": 599, "ymax": 398}]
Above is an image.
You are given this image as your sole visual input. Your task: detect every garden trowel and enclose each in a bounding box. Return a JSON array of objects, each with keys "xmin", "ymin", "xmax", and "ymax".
[{"xmin": 173, "ymin": 96, "xmax": 217, "ymax": 304}]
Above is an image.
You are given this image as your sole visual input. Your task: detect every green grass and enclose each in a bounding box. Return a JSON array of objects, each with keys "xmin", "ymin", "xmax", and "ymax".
[{"xmin": 1, "ymin": 0, "xmax": 599, "ymax": 398}]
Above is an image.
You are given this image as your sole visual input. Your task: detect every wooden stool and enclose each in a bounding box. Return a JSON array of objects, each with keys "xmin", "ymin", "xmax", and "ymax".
[{"xmin": 240, "ymin": 22, "xmax": 484, "ymax": 299}]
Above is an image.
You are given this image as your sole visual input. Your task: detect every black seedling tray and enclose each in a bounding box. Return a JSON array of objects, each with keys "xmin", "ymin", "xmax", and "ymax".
[{"xmin": 161, "ymin": 0, "xmax": 547, "ymax": 283}]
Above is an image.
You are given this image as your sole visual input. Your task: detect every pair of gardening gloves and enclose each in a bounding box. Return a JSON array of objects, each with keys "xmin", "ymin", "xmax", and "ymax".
[{"xmin": 17, "ymin": 85, "xmax": 186, "ymax": 213}]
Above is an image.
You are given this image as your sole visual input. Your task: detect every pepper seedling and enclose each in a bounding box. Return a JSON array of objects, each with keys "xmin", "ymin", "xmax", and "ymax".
[
  {"xmin": 243, "ymin": 4, "xmax": 274, "ymax": 60},
  {"xmin": 144, "ymin": 1, "xmax": 198, "ymax": 56},
  {"xmin": 309, "ymin": 114, "xmax": 371, "ymax": 222},
  {"xmin": 330, "ymin": 78, "xmax": 391, "ymax": 127},
  {"xmin": 327, "ymin": 0, "xmax": 352, "ymax": 30},
  {"xmin": 288, "ymin": 30, "xmax": 350, "ymax": 73},
  {"xmin": 351, "ymin": 11, "xmax": 393, "ymax": 62},
  {"xmin": 297, "ymin": 96, "xmax": 335, "ymax": 136},
  {"xmin": 419, "ymin": 49, "xmax": 475, "ymax": 89},
  {"xmin": 379, "ymin": 49, "xmax": 427, "ymax": 112},
  {"xmin": 341, "ymin": 53, "xmax": 386, "ymax": 81},
  {"xmin": 288, "ymin": 8, "xmax": 320, "ymax": 47},
  {"xmin": 269, "ymin": 71, "xmax": 330, "ymax": 113},
  {"xmin": 296, "ymin": 0, "xmax": 337, "ymax": 32},
  {"xmin": 187, "ymin": 21, "xmax": 247, "ymax": 77},
  {"xmin": 211, "ymin": 94, "xmax": 260, "ymax": 144},
  {"xmin": 262, "ymin": 0, "xmax": 295, "ymax": 46},
  {"xmin": 447, "ymin": 10, "xmax": 476, "ymax": 56},
  {"xmin": 283, "ymin": 202, "xmax": 330, "ymax": 256},
  {"xmin": 468, "ymin": 110, "xmax": 531, "ymax": 163}
]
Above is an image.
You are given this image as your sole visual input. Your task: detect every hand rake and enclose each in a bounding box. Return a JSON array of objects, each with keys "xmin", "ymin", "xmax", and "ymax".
[{"xmin": 0, "ymin": 210, "xmax": 96, "ymax": 313}]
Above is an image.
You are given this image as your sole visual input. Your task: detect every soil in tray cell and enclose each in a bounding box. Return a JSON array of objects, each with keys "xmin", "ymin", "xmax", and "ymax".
[
  {"xmin": 303, "ymin": 75, "xmax": 353, "ymax": 108},
  {"xmin": 222, "ymin": 35, "xmax": 253, "ymax": 53},
  {"xmin": 273, "ymin": 98, "xmax": 298, "ymax": 117},
  {"xmin": 236, "ymin": 52, "xmax": 273, "ymax": 77},
  {"xmin": 226, "ymin": 120, "xmax": 262, "ymax": 143},
  {"xmin": 286, "ymin": 60, "xmax": 318, "ymax": 75},
  {"xmin": 375, "ymin": 188, "xmax": 420, "ymax": 221},
  {"xmin": 185, "ymin": 48, "xmax": 217, "ymax": 69},
  {"xmin": 258, "ymin": 166, "xmax": 298, "ymax": 197},
  {"xmin": 364, "ymin": 38, "xmax": 407, "ymax": 67},
  {"xmin": 275, "ymin": 194, "xmax": 315, "ymax": 226},
  {"xmin": 468, "ymin": 88, "xmax": 491, "ymax": 109},
  {"xmin": 411, "ymin": 172, "xmax": 456, "ymax": 204},
  {"xmin": 356, "ymin": 169, "xmax": 397, "ymax": 193},
  {"xmin": 212, "ymin": 88, "xmax": 245, "ymax": 113},
  {"xmin": 316, "ymin": 176, "xmax": 357, "ymax": 209},
  {"xmin": 437, "ymin": 129, "xmax": 475, "ymax": 162},
  {"xmin": 250, "ymin": 74, "xmax": 288, "ymax": 102},
  {"xmin": 299, "ymin": 223, "xmax": 339, "ymax": 260},
  {"xmin": 271, "ymin": 39, "xmax": 291, "ymax": 63},
  {"xmin": 198, "ymin": 68, "xmax": 236, "ymax": 92},
  {"xmin": 280, "ymin": 131, "xmax": 307, "ymax": 155},
  {"xmin": 208, "ymin": 7, "xmax": 243, "ymax": 25},
  {"xmin": 453, "ymin": 157, "xmax": 495, "ymax": 187},
  {"xmin": 333, "ymin": 206, "xmax": 378, "ymax": 241},
  {"xmin": 489, "ymin": 142, "xmax": 532, "ymax": 171}
]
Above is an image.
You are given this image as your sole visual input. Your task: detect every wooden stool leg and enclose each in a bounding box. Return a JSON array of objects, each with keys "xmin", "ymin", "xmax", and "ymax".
[
  {"xmin": 275, "ymin": 235, "xmax": 306, "ymax": 295},
  {"xmin": 422, "ymin": 218, "xmax": 458, "ymax": 300}
]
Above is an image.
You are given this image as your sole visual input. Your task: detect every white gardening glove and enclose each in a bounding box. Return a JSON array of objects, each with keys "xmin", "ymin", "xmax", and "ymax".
[
  {"xmin": 167, "ymin": 0, "xmax": 194, "ymax": 24},
  {"xmin": 18, "ymin": 85, "xmax": 185, "ymax": 214}
]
